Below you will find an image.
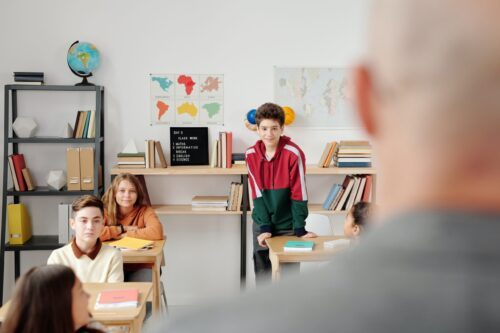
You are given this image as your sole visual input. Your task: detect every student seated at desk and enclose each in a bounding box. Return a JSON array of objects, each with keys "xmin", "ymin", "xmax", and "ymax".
[
  {"xmin": 101, "ymin": 173, "xmax": 164, "ymax": 282},
  {"xmin": 343, "ymin": 201, "xmax": 372, "ymax": 240},
  {"xmin": 0, "ymin": 264, "xmax": 105, "ymax": 333},
  {"xmin": 100, "ymin": 173, "xmax": 163, "ymax": 242},
  {"xmin": 48, "ymin": 195, "xmax": 124, "ymax": 283}
]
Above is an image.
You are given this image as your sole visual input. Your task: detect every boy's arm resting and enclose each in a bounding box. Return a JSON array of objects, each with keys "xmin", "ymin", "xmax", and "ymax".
[
  {"xmin": 252, "ymin": 198, "xmax": 272, "ymax": 233},
  {"xmin": 107, "ymin": 249, "xmax": 124, "ymax": 282},
  {"xmin": 291, "ymin": 200, "xmax": 308, "ymax": 236},
  {"xmin": 289, "ymin": 152, "xmax": 309, "ymax": 236},
  {"xmin": 126, "ymin": 207, "xmax": 164, "ymax": 240}
]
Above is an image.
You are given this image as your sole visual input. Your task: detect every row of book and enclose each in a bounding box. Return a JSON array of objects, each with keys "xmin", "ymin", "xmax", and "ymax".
[
  {"xmin": 318, "ymin": 140, "xmax": 373, "ymax": 168},
  {"xmin": 322, "ymin": 175, "xmax": 373, "ymax": 211},
  {"xmin": 67, "ymin": 147, "xmax": 102, "ymax": 191},
  {"xmin": 191, "ymin": 182, "xmax": 244, "ymax": 211},
  {"xmin": 210, "ymin": 131, "xmax": 233, "ymax": 168},
  {"xmin": 116, "ymin": 140, "xmax": 168, "ymax": 169},
  {"xmin": 7, "ymin": 154, "xmax": 36, "ymax": 191},
  {"xmin": 72, "ymin": 110, "xmax": 96, "ymax": 139},
  {"xmin": 13, "ymin": 71, "xmax": 44, "ymax": 85}
]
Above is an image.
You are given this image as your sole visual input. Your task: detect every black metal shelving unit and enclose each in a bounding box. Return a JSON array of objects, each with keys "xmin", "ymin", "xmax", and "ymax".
[{"xmin": 0, "ymin": 84, "xmax": 105, "ymax": 302}]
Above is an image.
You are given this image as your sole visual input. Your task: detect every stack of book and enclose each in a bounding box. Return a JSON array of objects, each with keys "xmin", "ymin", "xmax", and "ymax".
[
  {"xmin": 191, "ymin": 196, "xmax": 229, "ymax": 211},
  {"xmin": 144, "ymin": 140, "xmax": 168, "ymax": 168},
  {"xmin": 317, "ymin": 141, "xmax": 338, "ymax": 167},
  {"xmin": 72, "ymin": 110, "xmax": 95, "ymax": 138},
  {"xmin": 232, "ymin": 153, "xmax": 246, "ymax": 166},
  {"xmin": 13, "ymin": 72, "xmax": 44, "ymax": 85},
  {"xmin": 7, "ymin": 154, "xmax": 35, "ymax": 191},
  {"xmin": 227, "ymin": 182, "xmax": 244, "ymax": 211},
  {"xmin": 210, "ymin": 131, "xmax": 233, "ymax": 168},
  {"xmin": 117, "ymin": 152, "xmax": 146, "ymax": 169},
  {"xmin": 322, "ymin": 175, "xmax": 373, "ymax": 211},
  {"xmin": 335, "ymin": 141, "xmax": 372, "ymax": 168}
]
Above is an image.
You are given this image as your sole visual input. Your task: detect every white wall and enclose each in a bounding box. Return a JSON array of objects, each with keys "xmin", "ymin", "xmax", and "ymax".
[{"xmin": 0, "ymin": 0, "xmax": 370, "ymax": 304}]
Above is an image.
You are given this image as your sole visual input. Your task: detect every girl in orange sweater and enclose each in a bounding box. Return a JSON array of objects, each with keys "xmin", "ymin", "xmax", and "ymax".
[{"xmin": 101, "ymin": 173, "xmax": 164, "ymax": 241}]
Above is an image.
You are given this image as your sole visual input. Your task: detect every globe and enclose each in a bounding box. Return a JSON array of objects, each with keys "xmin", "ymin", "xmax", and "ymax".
[
  {"xmin": 246, "ymin": 109, "xmax": 257, "ymax": 125},
  {"xmin": 67, "ymin": 41, "xmax": 101, "ymax": 86}
]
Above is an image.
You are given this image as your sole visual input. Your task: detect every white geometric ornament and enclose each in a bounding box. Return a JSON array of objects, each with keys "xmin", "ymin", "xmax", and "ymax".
[
  {"xmin": 60, "ymin": 123, "xmax": 73, "ymax": 138},
  {"xmin": 122, "ymin": 139, "xmax": 138, "ymax": 153},
  {"xmin": 46, "ymin": 170, "xmax": 66, "ymax": 190},
  {"xmin": 12, "ymin": 117, "xmax": 38, "ymax": 138}
]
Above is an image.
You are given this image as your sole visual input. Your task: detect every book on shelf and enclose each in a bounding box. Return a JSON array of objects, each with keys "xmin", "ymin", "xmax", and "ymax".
[
  {"xmin": 236, "ymin": 183, "xmax": 244, "ymax": 211},
  {"xmin": 334, "ymin": 176, "xmax": 355, "ymax": 211},
  {"xmin": 108, "ymin": 236, "xmax": 154, "ymax": 251},
  {"xmin": 210, "ymin": 139, "xmax": 218, "ymax": 168},
  {"xmin": 149, "ymin": 140, "xmax": 155, "ymax": 168},
  {"xmin": 354, "ymin": 177, "xmax": 367, "ymax": 204},
  {"xmin": 95, "ymin": 289, "xmax": 139, "ymax": 310},
  {"xmin": 283, "ymin": 240, "xmax": 314, "ymax": 252},
  {"xmin": 227, "ymin": 182, "xmax": 243, "ymax": 211},
  {"xmin": 12, "ymin": 81, "xmax": 44, "ymax": 85},
  {"xmin": 221, "ymin": 132, "xmax": 227, "ymax": 168},
  {"xmin": 118, "ymin": 156, "xmax": 145, "ymax": 163},
  {"xmin": 13, "ymin": 71, "xmax": 44, "ymax": 77},
  {"xmin": 345, "ymin": 177, "xmax": 362, "ymax": 211},
  {"xmin": 322, "ymin": 183, "xmax": 342, "ymax": 210},
  {"xmin": 191, "ymin": 196, "xmax": 229, "ymax": 206},
  {"xmin": 7, "ymin": 203, "xmax": 32, "ymax": 245},
  {"xmin": 362, "ymin": 175, "xmax": 373, "ymax": 202},
  {"xmin": 117, "ymin": 152, "xmax": 145, "ymax": 157},
  {"xmin": 8, "ymin": 156, "xmax": 20, "ymax": 191},
  {"xmin": 217, "ymin": 138, "xmax": 222, "ymax": 168},
  {"xmin": 155, "ymin": 141, "xmax": 168, "ymax": 168},
  {"xmin": 11, "ymin": 154, "xmax": 28, "ymax": 192},
  {"xmin": 87, "ymin": 110, "xmax": 96, "ymax": 138},
  {"xmin": 21, "ymin": 168, "xmax": 35, "ymax": 191},
  {"xmin": 226, "ymin": 132, "xmax": 233, "ymax": 168}
]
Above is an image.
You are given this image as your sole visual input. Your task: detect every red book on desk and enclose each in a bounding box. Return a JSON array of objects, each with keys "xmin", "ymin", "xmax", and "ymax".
[
  {"xmin": 12, "ymin": 154, "xmax": 27, "ymax": 192},
  {"xmin": 95, "ymin": 288, "xmax": 139, "ymax": 309}
]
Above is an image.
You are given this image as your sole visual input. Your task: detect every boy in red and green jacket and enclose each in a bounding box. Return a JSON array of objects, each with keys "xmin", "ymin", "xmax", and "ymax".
[{"xmin": 246, "ymin": 103, "xmax": 317, "ymax": 285}]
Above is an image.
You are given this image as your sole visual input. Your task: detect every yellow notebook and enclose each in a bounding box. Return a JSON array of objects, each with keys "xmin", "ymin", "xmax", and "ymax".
[
  {"xmin": 108, "ymin": 236, "xmax": 154, "ymax": 250},
  {"xmin": 7, "ymin": 203, "xmax": 32, "ymax": 245}
]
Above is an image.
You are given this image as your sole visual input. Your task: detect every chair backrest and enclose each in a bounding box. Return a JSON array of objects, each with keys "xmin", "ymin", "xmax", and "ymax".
[{"xmin": 305, "ymin": 214, "xmax": 333, "ymax": 236}]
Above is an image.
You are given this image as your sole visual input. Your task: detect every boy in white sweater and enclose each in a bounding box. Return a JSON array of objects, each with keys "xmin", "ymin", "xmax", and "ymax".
[{"xmin": 48, "ymin": 195, "xmax": 124, "ymax": 282}]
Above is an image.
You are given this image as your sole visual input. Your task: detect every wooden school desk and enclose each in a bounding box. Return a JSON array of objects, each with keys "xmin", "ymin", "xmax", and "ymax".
[
  {"xmin": 0, "ymin": 282, "xmax": 152, "ymax": 333},
  {"xmin": 86, "ymin": 282, "xmax": 152, "ymax": 333},
  {"xmin": 265, "ymin": 236, "xmax": 350, "ymax": 281},
  {"xmin": 118, "ymin": 239, "xmax": 166, "ymax": 313}
]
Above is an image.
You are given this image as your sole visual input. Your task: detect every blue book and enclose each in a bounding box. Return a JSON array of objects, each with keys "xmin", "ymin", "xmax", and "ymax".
[
  {"xmin": 284, "ymin": 240, "xmax": 315, "ymax": 252},
  {"xmin": 322, "ymin": 184, "xmax": 341, "ymax": 210},
  {"xmin": 82, "ymin": 111, "xmax": 91, "ymax": 139}
]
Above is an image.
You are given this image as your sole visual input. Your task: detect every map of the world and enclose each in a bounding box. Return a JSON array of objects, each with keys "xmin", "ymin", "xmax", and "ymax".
[
  {"xmin": 274, "ymin": 67, "xmax": 359, "ymax": 128},
  {"xmin": 150, "ymin": 74, "xmax": 224, "ymax": 125}
]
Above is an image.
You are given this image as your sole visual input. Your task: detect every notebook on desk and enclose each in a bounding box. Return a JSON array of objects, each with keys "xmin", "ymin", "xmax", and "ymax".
[
  {"xmin": 283, "ymin": 240, "xmax": 315, "ymax": 252},
  {"xmin": 108, "ymin": 236, "xmax": 154, "ymax": 250},
  {"xmin": 95, "ymin": 288, "xmax": 139, "ymax": 309}
]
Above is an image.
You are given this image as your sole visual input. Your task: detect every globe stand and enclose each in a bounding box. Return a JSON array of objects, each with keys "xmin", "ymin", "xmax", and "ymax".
[{"xmin": 75, "ymin": 74, "xmax": 95, "ymax": 86}]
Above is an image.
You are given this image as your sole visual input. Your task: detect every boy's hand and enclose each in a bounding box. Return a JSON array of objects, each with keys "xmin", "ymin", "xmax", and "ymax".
[
  {"xmin": 301, "ymin": 231, "xmax": 317, "ymax": 238},
  {"xmin": 257, "ymin": 232, "xmax": 272, "ymax": 247}
]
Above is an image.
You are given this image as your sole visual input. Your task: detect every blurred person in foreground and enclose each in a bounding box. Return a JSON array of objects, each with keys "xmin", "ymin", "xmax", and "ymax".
[{"xmin": 152, "ymin": 0, "xmax": 500, "ymax": 331}]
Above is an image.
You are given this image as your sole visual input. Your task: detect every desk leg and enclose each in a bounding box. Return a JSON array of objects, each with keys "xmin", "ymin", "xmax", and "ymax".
[
  {"xmin": 269, "ymin": 253, "xmax": 280, "ymax": 282},
  {"xmin": 152, "ymin": 258, "xmax": 161, "ymax": 314}
]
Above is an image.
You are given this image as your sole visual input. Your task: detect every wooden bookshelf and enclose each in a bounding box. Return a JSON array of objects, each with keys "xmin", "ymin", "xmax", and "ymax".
[
  {"xmin": 152, "ymin": 204, "xmax": 242, "ymax": 215},
  {"xmin": 111, "ymin": 165, "xmax": 375, "ymax": 176}
]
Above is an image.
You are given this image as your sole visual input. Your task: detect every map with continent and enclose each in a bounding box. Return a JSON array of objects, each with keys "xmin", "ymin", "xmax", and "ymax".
[
  {"xmin": 274, "ymin": 68, "xmax": 358, "ymax": 128},
  {"xmin": 150, "ymin": 74, "xmax": 224, "ymax": 125},
  {"xmin": 177, "ymin": 75, "xmax": 196, "ymax": 95}
]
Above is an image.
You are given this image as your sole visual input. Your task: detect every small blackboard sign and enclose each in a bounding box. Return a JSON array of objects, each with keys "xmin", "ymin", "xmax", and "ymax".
[{"xmin": 170, "ymin": 127, "xmax": 209, "ymax": 166}]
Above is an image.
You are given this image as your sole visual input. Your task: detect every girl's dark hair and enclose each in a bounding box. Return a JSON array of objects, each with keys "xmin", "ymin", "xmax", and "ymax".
[
  {"xmin": 351, "ymin": 201, "xmax": 372, "ymax": 227},
  {"xmin": 1, "ymin": 265, "xmax": 76, "ymax": 333},
  {"xmin": 255, "ymin": 103, "xmax": 285, "ymax": 126}
]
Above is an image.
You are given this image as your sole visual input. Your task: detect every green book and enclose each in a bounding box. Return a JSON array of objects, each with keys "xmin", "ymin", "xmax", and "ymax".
[
  {"xmin": 117, "ymin": 152, "xmax": 146, "ymax": 158},
  {"xmin": 283, "ymin": 240, "xmax": 314, "ymax": 252}
]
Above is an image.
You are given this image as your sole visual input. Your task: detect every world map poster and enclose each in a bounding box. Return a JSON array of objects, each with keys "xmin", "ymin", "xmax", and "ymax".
[
  {"xmin": 150, "ymin": 74, "xmax": 224, "ymax": 125},
  {"xmin": 274, "ymin": 67, "xmax": 359, "ymax": 128}
]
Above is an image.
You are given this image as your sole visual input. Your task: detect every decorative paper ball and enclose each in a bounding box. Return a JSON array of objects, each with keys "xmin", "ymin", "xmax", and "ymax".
[
  {"xmin": 246, "ymin": 109, "xmax": 257, "ymax": 125},
  {"xmin": 12, "ymin": 117, "xmax": 38, "ymax": 138},
  {"xmin": 283, "ymin": 106, "xmax": 295, "ymax": 125},
  {"xmin": 46, "ymin": 170, "xmax": 66, "ymax": 191}
]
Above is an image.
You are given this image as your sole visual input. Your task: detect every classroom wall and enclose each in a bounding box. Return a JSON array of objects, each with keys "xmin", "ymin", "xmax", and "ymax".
[{"xmin": 0, "ymin": 0, "xmax": 370, "ymax": 304}]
